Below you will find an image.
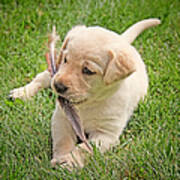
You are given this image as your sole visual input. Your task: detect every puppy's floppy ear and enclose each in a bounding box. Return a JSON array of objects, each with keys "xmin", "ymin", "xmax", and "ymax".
[{"xmin": 103, "ymin": 46, "xmax": 136, "ymax": 84}]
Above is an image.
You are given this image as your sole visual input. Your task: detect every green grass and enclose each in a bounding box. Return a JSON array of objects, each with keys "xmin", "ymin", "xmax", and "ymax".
[{"xmin": 0, "ymin": 0, "xmax": 179, "ymax": 179}]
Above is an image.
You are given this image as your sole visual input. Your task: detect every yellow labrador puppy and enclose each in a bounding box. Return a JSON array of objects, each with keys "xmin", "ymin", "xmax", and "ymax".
[{"xmin": 10, "ymin": 19, "xmax": 160, "ymax": 168}]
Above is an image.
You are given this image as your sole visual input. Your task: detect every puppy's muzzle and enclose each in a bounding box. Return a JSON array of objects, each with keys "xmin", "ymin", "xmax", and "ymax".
[{"xmin": 54, "ymin": 82, "xmax": 68, "ymax": 94}]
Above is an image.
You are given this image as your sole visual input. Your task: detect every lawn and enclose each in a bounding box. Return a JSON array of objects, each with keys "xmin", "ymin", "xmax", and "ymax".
[{"xmin": 0, "ymin": 0, "xmax": 179, "ymax": 179}]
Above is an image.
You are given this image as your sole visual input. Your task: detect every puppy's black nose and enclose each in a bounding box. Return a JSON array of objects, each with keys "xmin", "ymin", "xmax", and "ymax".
[{"xmin": 54, "ymin": 82, "xmax": 68, "ymax": 94}]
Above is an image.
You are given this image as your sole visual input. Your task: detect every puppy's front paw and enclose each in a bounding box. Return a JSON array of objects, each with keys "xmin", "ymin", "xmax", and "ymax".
[
  {"xmin": 51, "ymin": 152, "xmax": 84, "ymax": 170},
  {"xmin": 9, "ymin": 87, "xmax": 28, "ymax": 100}
]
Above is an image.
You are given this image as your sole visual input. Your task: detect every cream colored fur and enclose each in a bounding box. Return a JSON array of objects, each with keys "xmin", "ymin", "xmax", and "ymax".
[{"xmin": 10, "ymin": 19, "xmax": 160, "ymax": 169}]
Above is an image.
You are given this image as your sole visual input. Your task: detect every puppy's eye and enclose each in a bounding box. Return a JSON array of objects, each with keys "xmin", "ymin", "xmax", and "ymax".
[
  {"xmin": 82, "ymin": 67, "xmax": 96, "ymax": 75},
  {"xmin": 64, "ymin": 57, "xmax": 67, "ymax": 63}
]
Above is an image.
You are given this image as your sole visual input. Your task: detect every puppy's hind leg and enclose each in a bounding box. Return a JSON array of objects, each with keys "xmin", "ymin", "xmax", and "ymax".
[{"xmin": 9, "ymin": 70, "xmax": 51, "ymax": 100}]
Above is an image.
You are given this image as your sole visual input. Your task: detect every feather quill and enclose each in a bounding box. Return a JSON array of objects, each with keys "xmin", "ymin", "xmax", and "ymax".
[{"xmin": 46, "ymin": 26, "xmax": 92, "ymax": 152}]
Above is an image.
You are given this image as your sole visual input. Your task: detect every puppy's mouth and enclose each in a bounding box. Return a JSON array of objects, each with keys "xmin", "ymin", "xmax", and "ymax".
[
  {"xmin": 69, "ymin": 98, "xmax": 87, "ymax": 105},
  {"xmin": 57, "ymin": 94, "xmax": 87, "ymax": 105}
]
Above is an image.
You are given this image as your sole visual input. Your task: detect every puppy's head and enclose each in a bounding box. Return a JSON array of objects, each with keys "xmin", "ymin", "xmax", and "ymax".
[{"xmin": 52, "ymin": 26, "xmax": 136, "ymax": 105}]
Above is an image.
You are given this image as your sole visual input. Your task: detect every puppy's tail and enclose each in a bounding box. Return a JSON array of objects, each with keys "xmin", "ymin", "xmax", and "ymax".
[{"xmin": 121, "ymin": 18, "xmax": 161, "ymax": 44}]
